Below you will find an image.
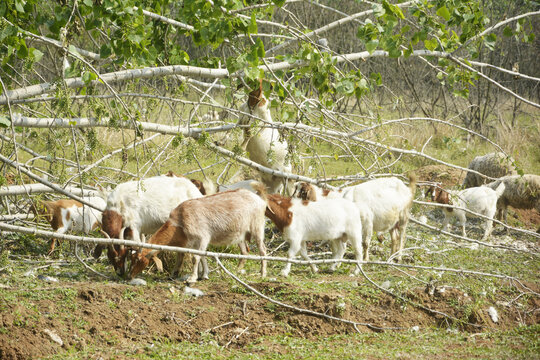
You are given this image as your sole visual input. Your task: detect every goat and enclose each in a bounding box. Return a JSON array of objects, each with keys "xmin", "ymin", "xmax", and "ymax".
[
  {"xmin": 265, "ymin": 194, "xmax": 363, "ymax": 277},
  {"xmin": 485, "ymin": 174, "xmax": 540, "ymax": 232},
  {"xmin": 165, "ymin": 170, "xmax": 216, "ymax": 195},
  {"xmin": 429, "ymin": 183, "xmax": 505, "ymax": 240},
  {"xmin": 218, "ymin": 179, "xmax": 259, "ymax": 193},
  {"xmin": 291, "ymin": 182, "xmax": 374, "ymax": 261},
  {"xmin": 463, "ymin": 152, "xmax": 517, "ymax": 188},
  {"xmin": 292, "ymin": 182, "xmax": 343, "ymax": 201},
  {"xmin": 128, "ymin": 184, "xmax": 268, "ymax": 284},
  {"xmin": 341, "ymin": 174, "xmax": 416, "ymax": 262},
  {"xmin": 99, "ymin": 175, "xmax": 203, "ymax": 275},
  {"xmin": 33, "ymin": 196, "xmax": 106, "ymax": 255},
  {"xmin": 239, "ymin": 79, "xmax": 292, "ymax": 193}
]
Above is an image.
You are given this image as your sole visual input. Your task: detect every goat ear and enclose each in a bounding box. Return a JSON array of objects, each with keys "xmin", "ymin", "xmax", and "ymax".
[
  {"xmin": 152, "ymin": 256, "xmax": 163, "ymax": 272},
  {"xmin": 306, "ymin": 188, "xmax": 317, "ymax": 201}
]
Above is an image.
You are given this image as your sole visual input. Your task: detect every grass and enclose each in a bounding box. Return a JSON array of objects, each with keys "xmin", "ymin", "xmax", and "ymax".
[{"xmin": 1, "ymin": 94, "xmax": 539, "ymax": 359}]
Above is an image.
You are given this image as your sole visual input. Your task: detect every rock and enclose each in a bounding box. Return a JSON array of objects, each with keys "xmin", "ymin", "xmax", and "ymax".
[
  {"xmin": 381, "ymin": 280, "xmax": 391, "ymax": 290},
  {"xmin": 488, "ymin": 306, "xmax": 499, "ymax": 323},
  {"xmin": 411, "ymin": 325, "xmax": 420, "ymax": 332},
  {"xmin": 418, "ymin": 215, "xmax": 428, "ymax": 224},
  {"xmin": 129, "ymin": 278, "xmax": 147, "ymax": 286},
  {"xmin": 43, "ymin": 329, "xmax": 63, "ymax": 346},
  {"xmin": 184, "ymin": 286, "xmax": 204, "ymax": 297},
  {"xmin": 37, "ymin": 275, "xmax": 59, "ymax": 283}
]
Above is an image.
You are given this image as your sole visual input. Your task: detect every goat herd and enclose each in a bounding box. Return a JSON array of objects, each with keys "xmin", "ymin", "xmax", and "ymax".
[
  {"xmin": 30, "ymin": 83, "xmax": 540, "ymax": 284},
  {"xmin": 33, "ymin": 159, "xmax": 539, "ymax": 285}
]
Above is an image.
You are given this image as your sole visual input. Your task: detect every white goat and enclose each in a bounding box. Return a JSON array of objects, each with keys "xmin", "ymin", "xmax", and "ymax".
[
  {"xmin": 218, "ymin": 179, "xmax": 259, "ymax": 193},
  {"xmin": 342, "ymin": 175, "xmax": 416, "ymax": 262},
  {"xmin": 292, "ymin": 182, "xmax": 374, "ymax": 261},
  {"xmin": 128, "ymin": 184, "xmax": 268, "ymax": 284},
  {"xmin": 100, "ymin": 175, "xmax": 203, "ymax": 274},
  {"xmin": 265, "ymin": 194, "xmax": 363, "ymax": 277},
  {"xmin": 239, "ymin": 79, "xmax": 291, "ymax": 193},
  {"xmin": 429, "ymin": 183, "xmax": 505, "ymax": 240}
]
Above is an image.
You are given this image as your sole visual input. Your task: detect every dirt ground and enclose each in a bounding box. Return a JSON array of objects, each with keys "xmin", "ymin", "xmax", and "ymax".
[{"xmin": 0, "ymin": 275, "xmax": 538, "ymax": 360}]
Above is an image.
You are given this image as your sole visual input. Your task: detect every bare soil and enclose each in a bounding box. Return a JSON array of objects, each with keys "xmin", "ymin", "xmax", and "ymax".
[{"xmin": 1, "ymin": 275, "xmax": 538, "ymax": 360}]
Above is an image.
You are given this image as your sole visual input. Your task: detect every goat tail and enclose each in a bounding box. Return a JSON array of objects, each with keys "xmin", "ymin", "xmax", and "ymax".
[
  {"xmin": 494, "ymin": 182, "xmax": 506, "ymax": 198},
  {"xmin": 407, "ymin": 172, "xmax": 417, "ymax": 195},
  {"xmin": 250, "ymin": 181, "xmax": 268, "ymax": 202}
]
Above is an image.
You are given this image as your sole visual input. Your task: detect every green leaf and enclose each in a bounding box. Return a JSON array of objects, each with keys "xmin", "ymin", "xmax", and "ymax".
[
  {"xmin": 0, "ymin": 116, "xmax": 10, "ymax": 128},
  {"xmin": 82, "ymin": 71, "xmax": 98, "ymax": 84},
  {"xmin": 248, "ymin": 13, "xmax": 257, "ymax": 34},
  {"xmin": 365, "ymin": 39, "xmax": 379, "ymax": 54},
  {"xmin": 424, "ymin": 38, "xmax": 438, "ymax": 51},
  {"xmin": 272, "ymin": 0, "xmax": 285, "ymax": 6},
  {"xmin": 15, "ymin": 0, "xmax": 26, "ymax": 13},
  {"xmin": 484, "ymin": 33, "xmax": 497, "ymax": 50},
  {"xmin": 436, "ymin": 6, "xmax": 451, "ymax": 21},
  {"xmin": 503, "ymin": 26, "xmax": 513, "ymax": 37},
  {"xmin": 30, "ymin": 48, "xmax": 43, "ymax": 62}
]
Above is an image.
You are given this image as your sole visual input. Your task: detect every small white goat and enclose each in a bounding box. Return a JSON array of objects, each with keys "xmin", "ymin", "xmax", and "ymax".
[
  {"xmin": 292, "ymin": 182, "xmax": 374, "ymax": 261},
  {"xmin": 341, "ymin": 174, "xmax": 416, "ymax": 262},
  {"xmin": 463, "ymin": 152, "xmax": 517, "ymax": 188},
  {"xmin": 33, "ymin": 196, "xmax": 106, "ymax": 255},
  {"xmin": 265, "ymin": 194, "xmax": 363, "ymax": 277},
  {"xmin": 239, "ymin": 79, "xmax": 291, "ymax": 193},
  {"xmin": 100, "ymin": 175, "xmax": 203, "ymax": 274},
  {"xmin": 428, "ymin": 183, "xmax": 505, "ymax": 240},
  {"xmin": 128, "ymin": 184, "xmax": 268, "ymax": 284}
]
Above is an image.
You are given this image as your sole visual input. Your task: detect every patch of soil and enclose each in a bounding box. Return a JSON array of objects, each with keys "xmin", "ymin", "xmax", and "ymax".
[{"xmin": 0, "ymin": 277, "xmax": 537, "ymax": 359}]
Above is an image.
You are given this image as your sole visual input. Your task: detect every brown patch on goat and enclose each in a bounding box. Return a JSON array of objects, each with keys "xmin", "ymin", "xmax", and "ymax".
[
  {"xmin": 33, "ymin": 199, "xmax": 83, "ymax": 255},
  {"xmin": 430, "ymin": 186, "xmax": 453, "ymax": 212},
  {"xmin": 296, "ymin": 183, "xmax": 317, "ymax": 202},
  {"xmin": 265, "ymin": 194, "xmax": 293, "ymax": 232},
  {"xmin": 101, "ymin": 210, "xmax": 124, "ymax": 239},
  {"xmin": 129, "ymin": 219, "xmax": 189, "ymax": 279},
  {"xmin": 190, "ymin": 179, "xmax": 206, "ymax": 195},
  {"xmin": 247, "ymin": 78, "xmax": 266, "ymax": 109},
  {"xmin": 165, "ymin": 170, "xmax": 182, "ymax": 178}
]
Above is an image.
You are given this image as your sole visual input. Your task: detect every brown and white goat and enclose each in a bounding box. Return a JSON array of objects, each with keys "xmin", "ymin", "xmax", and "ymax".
[
  {"xmin": 33, "ymin": 196, "xmax": 106, "ymax": 255},
  {"xmin": 128, "ymin": 184, "xmax": 268, "ymax": 284},
  {"xmin": 428, "ymin": 182, "xmax": 505, "ymax": 240},
  {"xmin": 239, "ymin": 79, "xmax": 292, "ymax": 194},
  {"xmin": 98, "ymin": 175, "xmax": 204, "ymax": 276},
  {"xmin": 265, "ymin": 194, "xmax": 363, "ymax": 276}
]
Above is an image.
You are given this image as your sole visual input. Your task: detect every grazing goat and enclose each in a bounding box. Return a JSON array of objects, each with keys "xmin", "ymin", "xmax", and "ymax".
[
  {"xmin": 98, "ymin": 175, "xmax": 203, "ymax": 275},
  {"xmin": 463, "ymin": 152, "xmax": 517, "ymax": 188},
  {"xmin": 165, "ymin": 170, "xmax": 216, "ymax": 196},
  {"xmin": 341, "ymin": 174, "xmax": 416, "ymax": 262},
  {"xmin": 239, "ymin": 79, "xmax": 292, "ymax": 193},
  {"xmin": 128, "ymin": 184, "xmax": 268, "ymax": 284},
  {"xmin": 292, "ymin": 182, "xmax": 343, "ymax": 201},
  {"xmin": 265, "ymin": 194, "xmax": 363, "ymax": 277},
  {"xmin": 218, "ymin": 179, "xmax": 259, "ymax": 193},
  {"xmin": 429, "ymin": 183, "xmax": 505, "ymax": 240},
  {"xmin": 485, "ymin": 174, "xmax": 540, "ymax": 232},
  {"xmin": 292, "ymin": 182, "xmax": 374, "ymax": 261},
  {"xmin": 33, "ymin": 196, "xmax": 106, "ymax": 255}
]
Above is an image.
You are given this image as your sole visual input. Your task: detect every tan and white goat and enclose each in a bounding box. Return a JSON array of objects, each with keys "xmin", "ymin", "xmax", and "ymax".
[{"xmin": 128, "ymin": 184, "xmax": 268, "ymax": 284}]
